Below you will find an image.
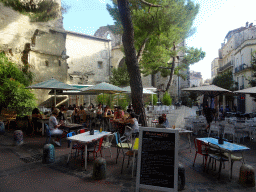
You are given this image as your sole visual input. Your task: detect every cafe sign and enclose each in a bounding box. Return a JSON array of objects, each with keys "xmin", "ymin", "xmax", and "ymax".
[{"xmin": 136, "ymin": 127, "xmax": 179, "ymax": 192}]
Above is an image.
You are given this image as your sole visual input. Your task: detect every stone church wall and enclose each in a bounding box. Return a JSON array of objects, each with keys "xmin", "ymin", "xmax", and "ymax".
[{"xmin": 0, "ymin": 2, "xmax": 68, "ymax": 106}]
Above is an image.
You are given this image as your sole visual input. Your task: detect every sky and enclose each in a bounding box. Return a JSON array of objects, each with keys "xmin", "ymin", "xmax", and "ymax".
[{"xmin": 62, "ymin": 0, "xmax": 256, "ymax": 80}]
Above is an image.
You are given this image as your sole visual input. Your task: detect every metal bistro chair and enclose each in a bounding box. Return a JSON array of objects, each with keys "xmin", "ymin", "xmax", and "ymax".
[
  {"xmin": 114, "ymin": 132, "xmax": 133, "ymax": 164},
  {"xmin": 102, "ymin": 133, "xmax": 115, "ymax": 158},
  {"xmin": 208, "ymin": 122, "xmax": 220, "ymax": 138},
  {"xmin": 207, "ymin": 143, "xmax": 229, "ymax": 179},
  {"xmin": 193, "ymin": 138, "xmax": 209, "ymax": 171},
  {"xmin": 87, "ymin": 137, "xmax": 104, "ymax": 161}
]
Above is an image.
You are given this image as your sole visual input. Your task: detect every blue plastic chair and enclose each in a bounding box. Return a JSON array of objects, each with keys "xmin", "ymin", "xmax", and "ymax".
[
  {"xmin": 45, "ymin": 124, "xmax": 62, "ymax": 146},
  {"xmin": 45, "ymin": 124, "xmax": 52, "ymax": 144}
]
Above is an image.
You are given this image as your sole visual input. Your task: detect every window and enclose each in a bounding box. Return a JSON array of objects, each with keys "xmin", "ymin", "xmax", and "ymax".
[
  {"xmin": 98, "ymin": 61, "xmax": 103, "ymax": 69},
  {"xmin": 45, "ymin": 60, "xmax": 49, "ymax": 66},
  {"xmin": 59, "ymin": 60, "xmax": 61, "ymax": 66}
]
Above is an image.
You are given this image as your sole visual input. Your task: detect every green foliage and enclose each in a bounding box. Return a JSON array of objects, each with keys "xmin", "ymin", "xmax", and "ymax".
[
  {"xmin": 109, "ymin": 65, "xmax": 130, "ymax": 86},
  {"xmin": 162, "ymin": 92, "xmax": 172, "ymax": 106},
  {"xmin": 153, "ymin": 94, "xmax": 158, "ymax": 105},
  {"xmin": 96, "ymin": 94, "xmax": 113, "ymax": 107},
  {"xmin": 212, "ymin": 71, "xmax": 234, "ymax": 90},
  {"xmin": 118, "ymin": 94, "xmax": 129, "ymax": 110},
  {"xmin": 0, "ymin": 0, "xmax": 64, "ymax": 22},
  {"xmin": 0, "ymin": 52, "xmax": 36, "ymax": 116},
  {"xmin": 107, "ymin": 0, "xmax": 205, "ymax": 86}
]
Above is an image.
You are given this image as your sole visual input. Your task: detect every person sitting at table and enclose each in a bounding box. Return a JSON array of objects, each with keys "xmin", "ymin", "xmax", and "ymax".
[
  {"xmin": 79, "ymin": 105, "xmax": 87, "ymax": 124},
  {"xmin": 96, "ymin": 104, "xmax": 103, "ymax": 122},
  {"xmin": 123, "ymin": 112, "xmax": 139, "ymax": 139},
  {"xmin": 127, "ymin": 104, "xmax": 133, "ymax": 114},
  {"xmin": 72, "ymin": 107, "xmax": 80, "ymax": 123},
  {"xmin": 32, "ymin": 107, "xmax": 42, "ymax": 134},
  {"xmin": 113, "ymin": 106, "xmax": 119, "ymax": 118},
  {"xmin": 49, "ymin": 108, "xmax": 65, "ymax": 146},
  {"xmin": 113, "ymin": 107, "xmax": 125, "ymax": 135},
  {"xmin": 156, "ymin": 116, "xmax": 166, "ymax": 128},
  {"xmin": 57, "ymin": 106, "xmax": 66, "ymax": 122},
  {"xmin": 105, "ymin": 105, "xmax": 112, "ymax": 116},
  {"xmin": 162, "ymin": 113, "xmax": 170, "ymax": 128}
]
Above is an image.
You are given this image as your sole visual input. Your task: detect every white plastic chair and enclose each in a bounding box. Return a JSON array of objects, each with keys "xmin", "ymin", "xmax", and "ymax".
[
  {"xmin": 208, "ymin": 122, "xmax": 219, "ymax": 138},
  {"xmin": 102, "ymin": 133, "xmax": 115, "ymax": 158}
]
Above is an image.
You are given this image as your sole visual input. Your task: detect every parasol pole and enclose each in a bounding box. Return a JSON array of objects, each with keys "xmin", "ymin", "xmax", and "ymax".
[{"xmin": 54, "ymin": 89, "xmax": 56, "ymax": 107}]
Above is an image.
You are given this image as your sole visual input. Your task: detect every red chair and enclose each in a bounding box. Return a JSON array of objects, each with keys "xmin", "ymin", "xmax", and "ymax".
[
  {"xmin": 87, "ymin": 137, "xmax": 104, "ymax": 160},
  {"xmin": 193, "ymin": 138, "xmax": 209, "ymax": 171},
  {"xmin": 77, "ymin": 128, "xmax": 88, "ymax": 134}
]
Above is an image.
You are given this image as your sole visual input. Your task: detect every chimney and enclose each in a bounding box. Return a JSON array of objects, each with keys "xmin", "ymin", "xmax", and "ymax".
[{"xmin": 246, "ymin": 21, "xmax": 249, "ymax": 27}]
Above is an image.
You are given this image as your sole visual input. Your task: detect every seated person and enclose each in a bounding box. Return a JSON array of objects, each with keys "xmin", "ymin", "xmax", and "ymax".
[
  {"xmin": 156, "ymin": 116, "xmax": 166, "ymax": 128},
  {"xmin": 123, "ymin": 112, "xmax": 139, "ymax": 138},
  {"xmin": 57, "ymin": 106, "xmax": 66, "ymax": 122},
  {"xmin": 96, "ymin": 104, "xmax": 103, "ymax": 121},
  {"xmin": 127, "ymin": 104, "xmax": 133, "ymax": 114},
  {"xmin": 49, "ymin": 108, "xmax": 65, "ymax": 146},
  {"xmin": 32, "ymin": 108, "xmax": 42, "ymax": 133},
  {"xmin": 72, "ymin": 107, "xmax": 80, "ymax": 123},
  {"xmin": 79, "ymin": 106, "xmax": 87, "ymax": 124},
  {"xmin": 162, "ymin": 113, "xmax": 170, "ymax": 128},
  {"xmin": 113, "ymin": 107, "xmax": 125, "ymax": 134}
]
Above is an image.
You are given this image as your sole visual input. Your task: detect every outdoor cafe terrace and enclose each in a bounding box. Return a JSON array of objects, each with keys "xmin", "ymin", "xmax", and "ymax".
[{"xmin": 0, "ymin": 105, "xmax": 256, "ymax": 192}]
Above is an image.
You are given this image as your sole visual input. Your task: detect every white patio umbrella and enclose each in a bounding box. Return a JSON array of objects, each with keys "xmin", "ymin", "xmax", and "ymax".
[
  {"xmin": 122, "ymin": 86, "xmax": 156, "ymax": 105},
  {"xmin": 182, "ymin": 85, "xmax": 233, "ymax": 98},
  {"xmin": 234, "ymin": 86, "xmax": 256, "ymax": 94}
]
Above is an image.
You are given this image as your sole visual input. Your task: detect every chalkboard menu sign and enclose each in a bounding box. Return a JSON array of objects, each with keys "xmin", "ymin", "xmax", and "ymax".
[{"xmin": 136, "ymin": 128, "xmax": 178, "ymax": 192}]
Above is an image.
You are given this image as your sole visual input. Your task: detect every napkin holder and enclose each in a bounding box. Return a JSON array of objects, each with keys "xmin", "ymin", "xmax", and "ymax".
[
  {"xmin": 90, "ymin": 129, "xmax": 94, "ymax": 135},
  {"xmin": 218, "ymin": 136, "xmax": 224, "ymax": 144},
  {"xmin": 218, "ymin": 125, "xmax": 224, "ymax": 144}
]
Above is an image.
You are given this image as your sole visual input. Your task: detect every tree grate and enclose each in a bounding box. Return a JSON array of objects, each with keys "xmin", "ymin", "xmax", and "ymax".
[{"xmin": 20, "ymin": 154, "xmax": 42, "ymax": 163}]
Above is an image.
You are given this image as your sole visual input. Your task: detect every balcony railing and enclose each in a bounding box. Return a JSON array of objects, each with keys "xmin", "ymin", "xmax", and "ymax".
[
  {"xmin": 217, "ymin": 61, "xmax": 232, "ymax": 72},
  {"xmin": 234, "ymin": 64, "xmax": 250, "ymax": 73}
]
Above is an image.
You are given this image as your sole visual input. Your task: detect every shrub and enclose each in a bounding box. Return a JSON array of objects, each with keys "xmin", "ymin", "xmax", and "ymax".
[
  {"xmin": 162, "ymin": 92, "xmax": 172, "ymax": 106},
  {"xmin": 0, "ymin": 52, "xmax": 36, "ymax": 116},
  {"xmin": 153, "ymin": 94, "xmax": 158, "ymax": 105}
]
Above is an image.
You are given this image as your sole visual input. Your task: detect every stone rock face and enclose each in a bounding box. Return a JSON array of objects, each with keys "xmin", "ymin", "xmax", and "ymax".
[{"xmin": 0, "ymin": 2, "xmax": 68, "ymax": 105}]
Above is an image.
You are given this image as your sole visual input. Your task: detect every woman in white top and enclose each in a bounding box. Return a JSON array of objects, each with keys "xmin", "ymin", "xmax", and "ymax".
[
  {"xmin": 49, "ymin": 108, "xmax": 63, "ymax": 146},
  {"xmin": 124, "ymin": 112, "xmax": 139, "ymax": 137}
]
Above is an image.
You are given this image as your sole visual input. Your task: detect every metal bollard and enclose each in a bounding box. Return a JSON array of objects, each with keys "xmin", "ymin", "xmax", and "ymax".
[
  {"xmin": 42, "ymin": 144, "xmax": 55, "ymax": 164},
  {"xmin": 0, "ymin": 121, "xmax": 5, "ymax": 135},
  {"xmin": 178, "ymin": 163, "xmax": 185, "ymax": 191},
  {"xmin": 239, "ymin": 164, "xmax": 255, "ymax": 187},
  {"xmin": 92, "ymin": 157, "xmax": 106, "ymax": 180},
  {"xmin": 13, "ymin": 130, "xmax": 23, "ymax": 146}
]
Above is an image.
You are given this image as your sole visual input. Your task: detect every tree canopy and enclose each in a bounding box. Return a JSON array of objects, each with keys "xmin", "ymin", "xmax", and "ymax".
[
  {"xmin": 107, "ymin": 0, "xmax": 205, "ymax": 91},
  {"xmin": 212, "ymin": 71, "xmax": 234, "ymax": 90},
  {"xmin": 109, "ymin": 64, "xmax": 130, "ymax": 86},
  {"xmin": 0, "ymin": 52, "xmax": 36, "ymax": 116}
]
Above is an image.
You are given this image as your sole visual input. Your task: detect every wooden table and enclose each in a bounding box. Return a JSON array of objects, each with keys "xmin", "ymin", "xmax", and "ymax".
[
  {"xmin": 197, "ymin": 137, "xmax": 250, "ymax": 180},
  {"xmin": 66, "ymin": 130, "xmax": 111, "ymax": 169}
]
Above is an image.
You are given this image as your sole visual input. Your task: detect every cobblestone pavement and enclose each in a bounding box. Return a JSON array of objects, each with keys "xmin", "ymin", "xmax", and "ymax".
[{"xmin": 1, "ymin": 106, "xmax": 256, "ymax": 192}]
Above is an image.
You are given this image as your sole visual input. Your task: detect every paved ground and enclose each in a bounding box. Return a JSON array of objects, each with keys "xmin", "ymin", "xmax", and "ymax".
[{"xmin": 1, "ymin": 106, "xmax": 256, "ymax": 192}]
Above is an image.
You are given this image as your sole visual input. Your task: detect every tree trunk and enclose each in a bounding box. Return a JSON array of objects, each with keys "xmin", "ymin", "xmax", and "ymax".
[
  {"xmin": 117, "ymin": 0, "xmax": 147, "ymax": 126},
  {"xmin": 165, "ymin": 42, "xmax": 176, "ymax": 92}
]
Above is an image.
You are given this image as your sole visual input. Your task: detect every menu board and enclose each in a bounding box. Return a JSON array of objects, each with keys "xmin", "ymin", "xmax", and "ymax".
[{"xmin": 136, "ymin": 128, "xmax": 178, "ymax": 192}]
